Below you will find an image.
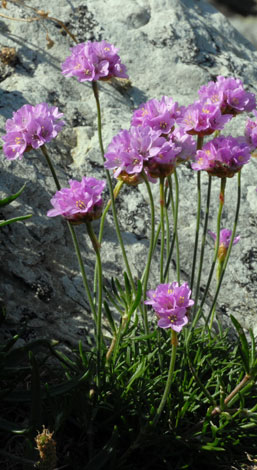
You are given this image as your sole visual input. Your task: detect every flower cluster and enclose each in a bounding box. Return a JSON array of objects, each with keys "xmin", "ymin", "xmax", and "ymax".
[
  {"xmin": 192, "ymin": 136, "xmax": 251, "ymax": 177},
  {"xmin": 145, "ymin": 282, "xmax": 194, "ymax": 332},
  {"xmin": 47, "ymin": 177, "xmax": 106, "ymax": 224},
  {"xmin": 2, "ymin": 103, "xmax": 65, "ymax": 160},
  {"xmin": 177, "ymin": 102, "xmax": 232, "ymax": 136},
  {"xmin": 105, "ymin": 96, "xmax": 196, "ymax": 183},
  {"xmin": 245, "ymin": 110, "xmax": 257, "ymax": 151},
  {"xmin": 104, "ymin": 125, "xmax": 181, "ymax": 183},
  {"xmin": 131, "ymin": 96, "xmax": 179, "ymax": 136},
  {"xmin": 198, "ymin": 76, "xmax": 256, "ymax": 115},
  {"xmin": 209, "ymin": 228, "xmax": 240, "ymax": 262},
  {"xmin": 61, "ymin": 40, "xmax": 128, "ymax": 82},
  {"xmin": 176, "ymin": 76, "xmax": 256, "ymax": 138}
]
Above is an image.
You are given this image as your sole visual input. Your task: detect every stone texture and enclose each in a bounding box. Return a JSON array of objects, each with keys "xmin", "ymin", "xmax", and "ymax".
[{"xmin": 1, "ymin": 0, "xmax": 257, "ymax": 348}]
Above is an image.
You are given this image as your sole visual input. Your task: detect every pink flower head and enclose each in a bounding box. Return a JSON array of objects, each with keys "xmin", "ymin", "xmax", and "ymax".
[
  {"xmin": 192, "ymin": 135, "xmax": 251, "ymax": 177},
  {"xmin": 198, "ymin": 76, "xmax": 256, "ymax": 115},
  {"xmin": 245, "ymin": 110, "xmax": 257, "ymax": 151},
  {"xmin": 169, "ymin": 127, "xmax": 197, "ymax": 162},
  {"xmin": 2, "ymin": 103, "xmax": 65, "ymax": 160},
  {"xmin": 61, "ymin": 40, "xmax": 128, "ymax": 82},
  {"xmin": 47, "ymin": 177, "xmax": 106, "ymax": 224},
  {"xmin": 104, "ymin": 126, "xmax": 181, "ymax": 183},
  {"xmin": 209, "ymin": 229, "xmax": 240, "ymax": 248},
  {"xmin": 131, "ymin": 96, "xmax": 179, "ymax": 136},
  {"xmin": 208, "ymin": 228, "xmax": 240, "ymax": 262},
  {"xmin": 104, "ymin": 126, "xmax": 155, "ymax": 185},
  {"xmin": 177, "ymin": 101, "xmax": 232, "ymax": 136},
  {"xmin": 145, "ymin": 282, "xmax": 194, "ymax": 332}
]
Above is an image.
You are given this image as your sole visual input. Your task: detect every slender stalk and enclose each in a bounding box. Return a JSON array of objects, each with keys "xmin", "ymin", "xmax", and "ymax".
[
  {"xmin": 41, "ymin": 145, "xmax": 61, "ymax": 190},
  {"xmin": 86, "ymin": 221, "xmax": 104, "ymax": 384},
  {"xmin": 40, "ymin": 145, "xmax": 96, "ymax": 322},
  {"xmin": 196, "ymin": 177, "xmax": 226, "ymax": 321},
  {"xmin": 164, "ymin": 175, "xmax": 176, "ymax": 280},
  {"xmin": 98, "ymin": 180, "xmax": 124, "ymax": 245},
  {"xmin": 164, "ymin": 182, "xmax": 170, "ymax": 283},
  {"xmin": 207, "ymin": 172, "xmax": 241, "ymax": 327},
  {"xmin": 159, "ymin": 177, "xmax": 165, "ymax": 283},
  {"xmin": 190, "ymin": 136, "xmax": 204, "ymax": 292},
  {"xmin": 185, "ymin": 176, "xmax": 226, "ymax": 345},
  {"xmin": 141, "ymin": 171, "xmax": 155, "ymax": 336},
  {"xmin": 141, "ymin": 183, "xmax": 170, "ymax": 283},
  {"xmin": 92, "ymin": 81, "xmax": 135, "ymax": 293},
  {"xmin": 152, "ymin": 329, "xmax": 178, "ymax": 427},
  {"xmin": 173, "ymin": 170, "xmax": 180, "ymax": 284},
  {"xmin": 93, "ymin": 180, "xmax": 124, "ymax": 303},
  {"xmin": 193, "ymin": 174, "xmax": 212, "ymax": 313},
  {"xmin": 190, "ymin": 173, "xmax": 201, "ymax": 291}
]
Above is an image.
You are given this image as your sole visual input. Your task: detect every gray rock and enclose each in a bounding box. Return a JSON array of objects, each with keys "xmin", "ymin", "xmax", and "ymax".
[{"xmin": 1, "ymin": 0, "xmax": 257, "ymax": 349}]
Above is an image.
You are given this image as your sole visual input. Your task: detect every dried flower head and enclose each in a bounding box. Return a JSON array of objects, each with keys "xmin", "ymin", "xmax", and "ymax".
[{"xmin": 35, "ymin": 426, "xmax": 56, "ymax": 470}]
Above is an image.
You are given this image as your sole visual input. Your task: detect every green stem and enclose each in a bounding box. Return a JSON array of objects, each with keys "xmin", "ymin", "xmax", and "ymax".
[
  {"xmin": 98, "ymin": 180, "xmax": 124, "ymax": 245},
  {"xmin": 164, "ymin": 183, "xmax": 170, "ymax": 283},
  {"xmin": 141, "ymin": 171, "xmax": 155, "ymax": 336},
  {"xmin": 173, "ymin": 170, "xmax": 180, "ymax": 284},
  {"xmin": 152, "ymin": 330, "xmax": 178, "ymax": 427},
  {"xmin": 141, "ymin": 183, "xmax": 170, "ymax": 283},
  {"xmin": 41, "ymin": 145, "xmax": 61, "ymax": 190},
  {"xmin": 93, "ymin": 180, "xmax": 124, "ymax": 304},
  {"xmin": 193, "ymin": 174, "xmax": 212, "ymax": 314},
  {"xmin": 190, "ymin": 136, "xmax": 204, "ymax": 292},
  {"xmin": 205, "ymin": 176, "xmax": 226, "ymax": 329},
  {"xmin": 164, "ymin": 175, "xmax": 176, "ymax": 280},
  {"xmin": 40, "ymin": 145, "xmax": 97, "ymax": 322},
  {"xmin": 207, "ymin": 172, "xmax": 241, "ymax": 328},
  {"xmin": 185, "ymin": 176, "xmax": 226, "ymax": 346},
  {"xmin": 92, "ymin": 81, "xmax": 135, "ymax": 293},
  {"xmin": 159, "ymin": 177, "xmax": 165, "ymax": 283},
  {"xmin": 86, "ymin": 221, "xmax": 104, "ymax": 384}
]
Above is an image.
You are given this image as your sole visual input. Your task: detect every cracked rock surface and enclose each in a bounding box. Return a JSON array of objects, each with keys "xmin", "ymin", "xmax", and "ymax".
[{"xmin": 1, "ymin": 0, "xmax": 257, "ymax": 349}]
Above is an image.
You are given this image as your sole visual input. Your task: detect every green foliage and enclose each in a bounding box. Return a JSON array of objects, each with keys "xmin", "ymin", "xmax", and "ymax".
[
  {"xmin": 0, "ymin": 184, "xmax": 32, "ymax": 227},
  {"xmin": 2, "ymin": 304, "xmax": 257, "ymax": 469}
]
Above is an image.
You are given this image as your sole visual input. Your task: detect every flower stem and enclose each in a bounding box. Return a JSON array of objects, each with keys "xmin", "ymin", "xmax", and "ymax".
[
  {"xmin": 174, "ymin": 170, "xmax": 180, "ymax": 283},
  {"xmin": 207, "ymin": 172, "xmax": 241, "ymax": 328},
  {"xmin": 40, "ymin": 145, "xmax": 97, "ymax": 322},
  {"xmin": 141, "ymin": 171, "xmax": 155, "ymax": 336},
  {"xmin": 86, "ymin": 221, "xmax": 104, "ymax": 384},
  {"xmin": 164, "ymin": 174, "xmax": 177, "ymax": 280},
  {"xmin": 41, "ymin": 145, "xmax": 61, "ymax": 190},
  {"xmin": 93, "ymin": 180, "xmax": 124, "ymax": 304},
  {"xmin": 92, "ymin": 80, "xmax": 135, "ymax": 293},
  {"xmin": 205, "ymin": 176, "xmax": 226, "ymax": 329},
  {"xmin": 190, "ymin": 136, "xmax": 204, "ymax": 291},
  {"xmin": 193, "ymin": 174, "xmax": 212, "ymax": 314},
  {"xmin": 159, "ymin": 177, "xmax": 165, "ymax": 283},
  {"xmin": 186, "ymin": 176, "xmax": 227, "ymax": 345},
  {"xmin": 152, "ymin": 329, "xmax": 178, "ymax": 427}
]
